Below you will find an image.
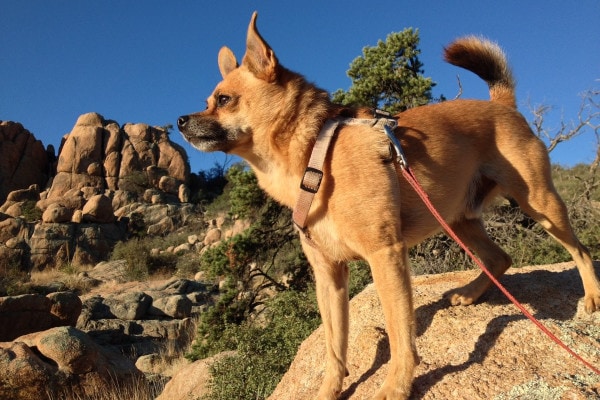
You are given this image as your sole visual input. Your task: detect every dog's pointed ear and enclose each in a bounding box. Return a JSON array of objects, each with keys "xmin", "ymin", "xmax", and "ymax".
[
  {"xmin": 218, "ymin": 47, "xmax": 238, "ymax": 78},
  {"xmin": 242, "ymin": 11, "xmax": 279, "ymax": 82}
]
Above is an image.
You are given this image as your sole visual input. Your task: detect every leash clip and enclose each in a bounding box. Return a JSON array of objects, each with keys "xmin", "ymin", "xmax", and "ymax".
[{"xmin": 383, "ymin": 124, "xmax": 408, "ymax": 169}]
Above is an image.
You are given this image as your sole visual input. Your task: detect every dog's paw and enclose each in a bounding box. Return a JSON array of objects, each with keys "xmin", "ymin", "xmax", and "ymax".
[
  {"xmin": 316, "ymin": 375, "xmax": 343, "ymax": 400},
  {"xmin": 583, "ymin": 293, "xmax": 600, "ymax": 313},
  {"xmin": 446, "ymin": 289, "xmax": 476, "ymax": 306},
  {"xmin": 371, "ymin": 384, "xmax": 410, "ymax": 400}
]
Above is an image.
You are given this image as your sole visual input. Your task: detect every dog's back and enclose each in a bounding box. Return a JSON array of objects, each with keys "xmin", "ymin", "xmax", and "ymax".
[{"xmin": 444, "ymin": 36, "xmax": 516, "ymax": 109}]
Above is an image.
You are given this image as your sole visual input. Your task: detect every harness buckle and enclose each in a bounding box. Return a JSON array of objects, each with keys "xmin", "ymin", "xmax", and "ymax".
[{"xmin": 300, "ymin": 167, "xmax": 324, "ymax": 194}]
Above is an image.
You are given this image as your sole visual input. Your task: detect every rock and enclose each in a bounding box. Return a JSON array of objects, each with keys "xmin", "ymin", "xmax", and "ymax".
[
  {"xmin": 87, "ymin": 260, "xmax": 128, "ymax": 283},
  {"xmin": 155, "ymin": 351, "xmax": 236, "ymax": 400},
  {"xmin": 0, "ymin": 294, "xmax": 52, "ymax": 341},
  {"xmin": 158, "ymin": 175, "xmax": 179, "ymax": 194},
  {"xmin": 187, "ymin": 234, "xmax": 199, "ymax": 245},
  {"xmin": 28, "ymin": 222, "xmax": 126, "ymax": 270},
  {"xmin": 147, "ymin": 215, "xmax": 175, "ymax": 236},
  {"xmin": 81, "ymin": 194, "xmax": 114, "ymax": 223},
  {"xmin": 41, "ymin": 203, "xmax": 73, "ymax": 223},
  {"xmin": 135, "ymin": 353, "xmax": 166, "ymax": 375},
  {"xmin": 178, "ymin": 184, "xmax": 190, "ymax": 203},
  {"xmin": 0, "ymin": 121, "xmax": 51, "ymax": 204},
  {"xmin": 0, "ymin": 326, "xmax": 140, "ymax": 399},
  {"xmin": 47, "ymin": 291, "xmax": 83, "ymax": 326},
  {"xmin": 203, "ymin": 227, "xmax": 221, "ymax": 246},
  {"xmin": 103, "ymin": 291, "xmax": 152, "ymax": 320},
  {"xmin": 6, "ymin": 185, "xmax": 39, "ymax": 203},
  {"xmin": 27, "ymin": 326, "xmax": 100, "ymax": 374},
  {"xmin": 269, "ymin": 263, "xmax": 600, "ymax": 399},
  {"xmin": 173, "ymin": 243, "xmax": 191, "ymax": 254},
  {"xmin": 0, "ymin": 342, "xmax": 54, "ymax": 400},
  {"xmin": 0, "ymin": 292, "xmax": 81, "ymax": 341},
  {"xmin": 148, "ymin": 295, "xmax": 193, "ymax": 319}
]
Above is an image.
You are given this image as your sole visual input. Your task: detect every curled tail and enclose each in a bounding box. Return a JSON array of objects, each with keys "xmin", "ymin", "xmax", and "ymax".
[{"xmin": 444, "ymin": 36, "xmax": 516, "ymax": 108}]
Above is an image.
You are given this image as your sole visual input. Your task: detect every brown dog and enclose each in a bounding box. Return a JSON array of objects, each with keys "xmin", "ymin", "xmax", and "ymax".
[{"xmin": 178, "ymin": 12, "xmax": 600, "ymax": 399}]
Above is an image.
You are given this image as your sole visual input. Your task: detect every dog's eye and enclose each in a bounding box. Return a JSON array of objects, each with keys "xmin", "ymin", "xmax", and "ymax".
[{"xmin": 216, "ymin": 95, "xmax": 231, "ymax": 107}]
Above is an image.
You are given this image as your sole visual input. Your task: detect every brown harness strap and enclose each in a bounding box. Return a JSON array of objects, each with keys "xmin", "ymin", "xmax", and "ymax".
[{"xmin": 292, "ymin": 117, "xmax": 397, "ymax": 240}]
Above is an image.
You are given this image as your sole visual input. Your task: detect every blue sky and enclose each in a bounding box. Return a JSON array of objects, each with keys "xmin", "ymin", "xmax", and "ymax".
[{"xmin": 1, "ymin": 1, "xmax": 599, "ymax": 173}]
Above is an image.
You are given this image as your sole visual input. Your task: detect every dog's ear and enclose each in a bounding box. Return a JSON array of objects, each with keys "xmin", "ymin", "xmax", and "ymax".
[
  {"xmin": 218, "ymin": 47, "xmax": 238, "ymax": 78},
  {"xmin": 242, "ymin": 11, "xmax": 279, "ymax": 82}
]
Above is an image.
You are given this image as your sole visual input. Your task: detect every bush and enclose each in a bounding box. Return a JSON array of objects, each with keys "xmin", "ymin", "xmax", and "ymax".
[
  {"xmin": 201, "ymin": 289, "xmax": 321, "ymax": 400},
  {"xmin": 21, "ymin": 200, "xmax": 42, "ymax": 222},
  {"xmin": 111, "ymin": 240, "xmax": 150, "ymax": 281}
]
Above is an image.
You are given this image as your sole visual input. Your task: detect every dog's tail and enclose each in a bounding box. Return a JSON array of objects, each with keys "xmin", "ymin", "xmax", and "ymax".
[{"xmin": 444, "ymin": 36, "xmax": 516, "ymax": 108}]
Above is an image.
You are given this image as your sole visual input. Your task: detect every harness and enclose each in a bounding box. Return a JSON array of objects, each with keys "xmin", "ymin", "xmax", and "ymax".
[{"xmin": 292, "ymin": 113, "xmax": 399, "ymax": 238}]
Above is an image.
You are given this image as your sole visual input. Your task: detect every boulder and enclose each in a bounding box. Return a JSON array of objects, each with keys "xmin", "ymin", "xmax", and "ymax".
[
  {"xmin": 0, "ymin": 342, "xmax": 55, "ymax": 400},
  {"xmin": 203, "ymin": 227, "xmax": 221, "ymax": 246},
  {"xmin": 102, "ymin": 291, "xmax": 152, "ymax": 320},
  {"xmin": 81, "ymin": 194, "xmax": 114, "ymax": 223},
  {"xmin": 41, "ymin": 203, "xmax": 73, "ymax": 223},
  {"xmin": 155, "ymin": 351, "xmax": 236, "ymax": 400},
  {"xmin": 0, "ymin": 121, "xmax": 51, "ymax": 204},
  {"xmin": 47, "ymin": 291, "xmax": 83, "ymax": 326},
  {"xmin": 0, "ymin": 326, "xmax": 140, "ymax": 399},
  {"xmin": 0, "ymin": 292, "xmax": 82, "ymax": 341},
  {"xmin": 6, "ymin": 185, "xmax": 39, "ymax": 203},
  {"xmin": 148, "ymin": 295, "xmax": 193, "ymax": 319}
]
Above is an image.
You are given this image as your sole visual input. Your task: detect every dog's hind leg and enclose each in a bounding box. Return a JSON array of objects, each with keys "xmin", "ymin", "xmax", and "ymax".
[
  {"xmin": 511, "ymin": 185, "xmax": 600, "ymax": 313},
  {"xmin": 368, "ymin": 243, "xmax": 418, "ymax": 400},
  {"xmin": 301, "ymin": 239, "xmax": 350, "ymax": 400},
  {"xmin": 445, "ymin": 217, "xmax": 513, "ymax": 306}
]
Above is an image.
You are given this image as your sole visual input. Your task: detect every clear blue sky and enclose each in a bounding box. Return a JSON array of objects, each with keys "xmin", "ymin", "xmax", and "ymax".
[{"xmin": 2, "ymin": 1, "xmax": 599, "ymax": 173}]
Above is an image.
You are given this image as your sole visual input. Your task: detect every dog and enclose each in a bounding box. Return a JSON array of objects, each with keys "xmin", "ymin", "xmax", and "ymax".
[{"xmin": 178, "ymin": 12, "xmax": 600, "ymax": 399}]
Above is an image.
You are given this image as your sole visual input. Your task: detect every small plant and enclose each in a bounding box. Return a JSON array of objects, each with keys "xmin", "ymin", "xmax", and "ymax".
[
  {"xmin": 111, "ymin": 239, "xmax": 150, "ymax": 281},
  {"xmin": 21, "ymin": 200, "xmax": 42, "ymax": 222},
  {"xmin": 119, "ymin": 171, "xmax": 150, "ymax": 196},
  {"xmin": 0, "ymin": 262, "xmax": 30, "ymax": 296}
]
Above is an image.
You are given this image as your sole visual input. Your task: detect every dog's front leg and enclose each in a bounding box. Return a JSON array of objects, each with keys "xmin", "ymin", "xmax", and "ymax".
[
  {"xmin": 302, "ymin": 239, "xmax": 349, "ymax": 400},
  {"xmin": 368, "ymin": 243, "xmax": 418, "ymax": 400}
]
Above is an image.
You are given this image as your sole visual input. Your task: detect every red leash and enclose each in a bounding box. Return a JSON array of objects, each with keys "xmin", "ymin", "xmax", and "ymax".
[{"xmin": 400, "ymin": 164, "xmax": 600, "ymax": 375}]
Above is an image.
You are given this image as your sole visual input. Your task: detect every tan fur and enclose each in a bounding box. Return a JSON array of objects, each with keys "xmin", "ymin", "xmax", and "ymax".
[{"xmin": 178, "ymin": 12, "xmax": 600, "ymax": 399}]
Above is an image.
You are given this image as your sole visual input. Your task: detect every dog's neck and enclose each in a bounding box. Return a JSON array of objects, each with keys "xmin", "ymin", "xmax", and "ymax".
[
  {"xmin": 235, "ymin": 74, "xmax": 338, "ymax": 207},
  {"xmin": 231, "ymin": 67, "xmax": 375, "ymax": 208}
]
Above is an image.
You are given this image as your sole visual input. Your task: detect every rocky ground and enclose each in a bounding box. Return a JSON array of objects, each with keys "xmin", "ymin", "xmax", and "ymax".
[
  {"xmin": 268, "ymin": 262, "xmax": 600, "ymax": 400},
  {"xmin": 2, "ymin": 260, "xmax": 599, "ymax": 400}
]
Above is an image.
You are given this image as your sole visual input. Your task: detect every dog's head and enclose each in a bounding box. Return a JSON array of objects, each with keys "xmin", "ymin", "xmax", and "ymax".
[{"xmin": 178, "ymin": 12, "xmax": 284, "ymax": 155}]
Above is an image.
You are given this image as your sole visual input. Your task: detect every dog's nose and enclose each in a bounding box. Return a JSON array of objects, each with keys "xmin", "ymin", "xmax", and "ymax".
[{"xmin": 177, "ymin": 115, "xmax": 189, "ymax": 129}]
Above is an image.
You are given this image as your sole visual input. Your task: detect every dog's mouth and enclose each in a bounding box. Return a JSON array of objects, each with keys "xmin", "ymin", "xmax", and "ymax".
[{"xmin": 178, "ymin": 115, "xmax": 230, "ymax": 152}]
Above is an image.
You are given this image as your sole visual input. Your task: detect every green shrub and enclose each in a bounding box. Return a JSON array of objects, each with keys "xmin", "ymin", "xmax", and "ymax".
[
  {"xmin": 21, "ymin": 200, "xmax": 42, "ymax": 222},
  {"xmin": 119, "ymin": 171, "xmax": 150, "ymax": 195},
  {"xmin": 201, "ymin": 289, "xmax": 320, "ymax": 400},
  {"xmin": 111, "ymin": 239, "xmax": 150, "ymax": 281}
]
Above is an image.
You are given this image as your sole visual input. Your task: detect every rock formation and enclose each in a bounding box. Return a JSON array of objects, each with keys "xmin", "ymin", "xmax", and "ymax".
[
  {"xmin": 0, "ymin": 121, "xmax": 52, "ymax": 204},
  {"xmin": 0, "ymin": 260, "xmax": 216, "ymax": 400},
  {"xmin": 0, "ymin": 291, "xmax": 82, "ymax": 341},
  {"xmin": 46, "ymin": 112, "xmax": 189, "ymax": 202},
  {"xmin": 0, "ymin": 113, "xmax": 197, "ymax": 271}
]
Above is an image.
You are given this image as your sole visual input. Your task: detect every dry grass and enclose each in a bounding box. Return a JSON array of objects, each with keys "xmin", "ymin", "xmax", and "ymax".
[{"xmin": 28, "ymin": 265, "xmax": 97, "ymax": 294}]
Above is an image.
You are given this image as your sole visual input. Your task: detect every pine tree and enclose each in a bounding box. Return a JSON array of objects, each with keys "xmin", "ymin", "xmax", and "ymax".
[{"xmin": 332, "ymin": 28, "xmax": 435, "ymax": 114}]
